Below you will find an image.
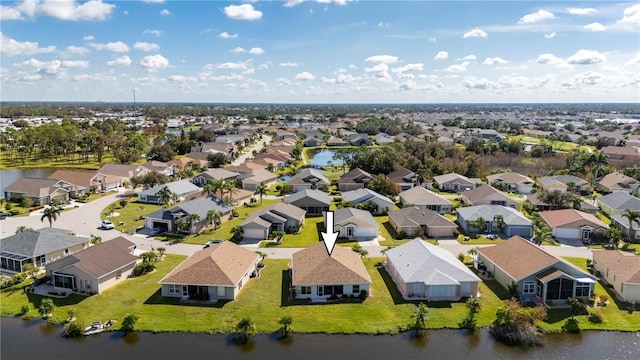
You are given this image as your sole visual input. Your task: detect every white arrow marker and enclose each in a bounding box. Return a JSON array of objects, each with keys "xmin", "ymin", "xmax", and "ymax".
[{"xmin": 321, "ymin": 211, "xmax": 339, "ymax": 256}]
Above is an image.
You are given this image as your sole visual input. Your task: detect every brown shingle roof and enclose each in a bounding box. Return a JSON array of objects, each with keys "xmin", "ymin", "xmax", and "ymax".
[
  {"xmin": 57, "ymin": 237, "xmax": 137, "ymax": 279},
  {"xmin": 477, "ymin": 236, "xmax": 558, "ymax": 281},
  {"xmin": 539, "ymin": 209, "xmax": 607, "ymax": 228},
  {"xmin": 291, "ymin": 242, "xmax": 372, "ymax": 285},
  {"xmin": 159, "ymin": 241, "xmax": 258, "ymax": 286},
  {"xmin": 592, "ymin": 250, "xmax": 640, "ymax": 284},
  {"xmin": 48, "ymin": 169, "xmax": 99, "ymax": 187}
]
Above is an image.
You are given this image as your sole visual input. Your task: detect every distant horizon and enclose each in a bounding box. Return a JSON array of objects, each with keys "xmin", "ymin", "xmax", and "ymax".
[
  {"xmin": 1, "ymin": 101, "xmax": 639, "ymax": 106},
  {"xmin": 1, "ymin": 1, "xmax": 638, "ymax": 103}
]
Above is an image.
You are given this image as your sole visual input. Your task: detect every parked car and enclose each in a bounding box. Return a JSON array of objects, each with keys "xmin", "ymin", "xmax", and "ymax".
[
  {"xmin": 203, "ymin": 240, "xmax": 223, "ymax": 248},
  {"xmin": 486, "ymin": 234, "xmax": 499, "ymax": 240},
  {"xmin": 101, "ymin": 220, "xmax": 114, "ymax": 230},
  {"xmin": 149, "ymin": 227, "xmax": 163, "ymax": 236},
  {"xmin": 0, "ymin": 212, "xmax": 9, "ymax": 220}
]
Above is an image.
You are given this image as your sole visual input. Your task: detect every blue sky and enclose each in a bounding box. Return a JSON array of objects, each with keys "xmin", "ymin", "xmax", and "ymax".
[{"xmin": 1, "ymin": 1, "xmax": 639, "ymax": 103}]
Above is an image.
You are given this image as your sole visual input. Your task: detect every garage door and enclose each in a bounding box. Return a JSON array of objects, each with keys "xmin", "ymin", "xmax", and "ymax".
[
  {"xmin": 243, "ymin": 228, "xmax": 266, "ymax": 240},
  {"xmin": 355, "ymin": 228, "xmax": 378, "ymax": 239},
  {"xmin": 508, "ymin": 226, "xmax": 532, "ymax": 238},
  {"xmin": 553, "ymin": 228, "xmax": 578, "ymax": 239},
  {"xmin": 428, "ymin": 285, "xmax": 456, "ymax": 298}
]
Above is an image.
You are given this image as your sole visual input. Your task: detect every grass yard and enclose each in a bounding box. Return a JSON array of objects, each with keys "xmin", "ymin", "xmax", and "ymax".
[
  {"xmin": 263, "ymin": 216, "xmax": 324, "ymax": 248},
  {"xmin": 509, "ymin": 135, "xmax": 595, "ymax": 153},
  {"xmin": 1, "ymin": 256, "xmax": 507, "ymax": 334},
  {"xmin": 323, "ymin": 165, "xmax": 349, "ymax": 182},
  {"xmin": 0, "ymin": 154, "xmax": 140, "ymax": 170},
  {"xmin": 456, "ymin": 234, "xmax": 504, "ymax": 245},
  {"xmin": 375, "ymin": 216, "xmax": 414, "ymax": 247},
  {"xmin": 102, "ymin": 198, "xmax": 163, "ymax": 234}
]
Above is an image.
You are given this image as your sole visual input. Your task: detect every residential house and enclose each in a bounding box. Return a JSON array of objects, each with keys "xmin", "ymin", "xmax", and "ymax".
[
  {"xmin": 49, "ymin": 169, "xmax": 119, "ymax": 196},
  {"xmin": 138, "ymin": 180, "xmax": 202, "ymax": 204},
  {"xmin": 385, "ymin": 239, "xmax": 481, "ymax": 300},
  {"xmin": 337, "ymin": 168, "xmax": 373, "ymax": 192},
  {"xmin": 374, "ymin": 132, "xmax": 394, "ymax": 145},
  {"xmin": 142, "ymin": 161, "xmax": 178, "ymax": 177},
  {"xmin": 456, "ymin": 205, "xmax": 533, "ymax": 238},
  {"xmin": 167, "ymin": 157, "xmax": 209, "ymax": 170},
  {"xmin": 386, "ymin": 166, "xmax": 417, "ymax": 191},
  {"xmin": 537, "ymin": 175, "xmax": 591, "ymax": 195},
  {"xmin": 287, "ymin": 168, "xmax": 330, "ymax": 192},
  {"xmin": 326, "ymin": 136, "xmax": 348, "ymax": 146},
  {"xmin": 192, "ymin": 168, "xmax": 241, "ymax": 187},
  {"xmin": 0, "ymin": 228, "xmax": 89, "ymax": 273},
  {"xmin": 276, "ymin": 131, "xmax": 298, "ymax": 141},
  {"xmin": 303, "ymin": 137, "xmax": 323, "ymax": 147},
  {"xmin": 592, "ymin": 250, "xmax": 640, "ymax": 302},
  {"xmin": 388, "ymin": 207, "xmax": 458, "ymax": 238},
  {"xmin": 600, "ymin": 145, "xmax": 640, "ymax": 160},
  {"xmin": 143, "ymin": 196, "xmax": 233, "ymax": 234},
  {"xmin": 398, "ymin": 187, "xmax": 452, "ymax": 214},
  {"xmin": 241, "ymin": 202, "xmax": 306, "ymax": 240},
  {"xmin": 610, "ymin": 214, "xmax": 640, "ymax": 243},
  {"xmin": 98, "ymin": 164, "xmax": 150, "ymax": 186},
  {"xmin": 328, "ymin": 208, "xmax": 379, "ymax": 240},
  {"xmin": 3, "ymin": 177, "xmax": 72, "ymax": 205},
  {"xmin": 597, "ymin": 192, "xmax": 640, "ymax": 216},
  {"xmin": 538, "ymin": 209, "xmax": 608, "ymax": 242},
  {"xmin": 596, "ymin": 172, "xmax": 640, "ymax": 195},
  {"xmin": 348, "ymin": 134, "xmax": 372, "ymax": 146},
  {"xmin": 460, "ymin": 184, "xmax": 520, "ymax": 210},
  {"xmin": 486, "ymin": 172, "xmax": 535, "ymax": 194},
  {"xmin": 240, "ymin": 168, "xmax": 278, "ymax": 191},
  {"xmin": 525, "ymin": 192, "xmax": 553, "ymax": 211},
  {"xmin": 476, "ymin": 236, "xmax": 596, "ymax": 304},
  {"xmin": 45, "ymin": 237, "xmax": 137, "ymax": 294},
  {"xmin": 159, "ymin": 241, "xmax": 259, "ymax": 301},
  {"xmin": 290, "ymin": 242, "xmax": 372, "ymax": 302},
  {"xmin": 433, "ymin": 173, "xmax": 480, "ymax": 192},
  {"xmin": 283, "ymin": 189, "xmax": 330, "ymax": 216},
  {"xmin": 341, "ymin": 188, "xmax": 394, "ymax": 215}
]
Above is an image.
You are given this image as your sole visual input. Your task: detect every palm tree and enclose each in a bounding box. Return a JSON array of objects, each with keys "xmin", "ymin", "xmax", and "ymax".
[
  {"xmin": 254, "ymin": 182, "xmax": 268, "ymax": 204},
  {"xmin": 582, "ymin": 152, "xmax": 609, "ymax": 181},
  {"xmin": 467, "ymin": 247, "xmax": 478, "ymax": 260},
  {"xmin": 622, "ymin": 209, "xmax": 640, "ymax": 244},
  {"xmin": 470, "ymin": 216, "xmax": 487, "ymax": 234},
  {"xmin": 278, "ymin": 315, "xmax": 293, "ymax": 338},
  {"xmin": 90, "ymin": 234, "xmax": 102, "ymax": 245},
  {"xmin": 185, "ymin": 213, "xmax": 201, "ymax": 234},
  {"xmin": 156, "ymin": 186, "xmax": 173, "ymax": 207},
  {"xmin": 493, "ymin": 215, "xmax": 505, "ymax": 233},
  {"xmin": 41, "ymin": 206, "xmax": 61, "ymax": 227},
  {"xmin": 223, "ymin": 180, "xmax": 238, "ymax": 202},
  {"xmin": 203, "ymin": 179, "xmax": 219, "ymax": 198},
  {"xmin": 533, "ymin": 223, "xmax": 552, "ymax": 246},
  {"xmin": 213, "ymin": 178, "xmax": 226, "ymax": 200},
  {"xmin": 231, "ymin": 225, "xmax": 244, "ymax": 242},
  {"xmin": 234, "ymin": 317, "xmax": 254, "ymax": 344},
  {"xmin": 15, "ymin": 226, "xmax": 33, "ymax": 234},
  {"xmin": 411, "ymin": 303, "xmax": 430, "ymax": 336}
]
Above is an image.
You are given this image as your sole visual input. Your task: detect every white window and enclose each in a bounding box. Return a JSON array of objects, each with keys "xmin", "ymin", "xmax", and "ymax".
[
  {"xmin": 85, "ymin": 280, "xmax": 92, "ymax": 290},
  {"xmin": 301, "ymin": 286, "xmax": 311, "ymax": 295},
  {"xmin": 523, "ymin": 281, "xmax": 535, "ymax": 294},
  {"xmin": 217, "ymin": 286, "xmax": 225, "ymax": 297},
  {"xmin": 168, "ymin": 284, "xmax": 181, "ymax": 294},
  {"xmin": 575, "ymin": 282, "xmax": 591, "ymax": 297}
]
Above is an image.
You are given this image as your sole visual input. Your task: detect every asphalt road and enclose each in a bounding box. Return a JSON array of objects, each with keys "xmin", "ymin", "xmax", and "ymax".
[{"xmin": 1, "ymin": 175, "xmax": 594, "ymax": 261}]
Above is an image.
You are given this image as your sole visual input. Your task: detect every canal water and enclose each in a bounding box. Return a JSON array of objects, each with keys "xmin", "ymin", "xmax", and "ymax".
[
  {"xmin": 2, "ymin": 317, "xmax": 638, "ymax": 360},
  {"xmin": 0, "ymin": 168, "xmax": 57, "ymax": 198}
]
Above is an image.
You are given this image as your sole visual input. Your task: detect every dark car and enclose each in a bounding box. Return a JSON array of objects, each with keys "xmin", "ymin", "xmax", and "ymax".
[{"xmin": 0, "ymin": 212, "xmax": 9, "ymax": 220}]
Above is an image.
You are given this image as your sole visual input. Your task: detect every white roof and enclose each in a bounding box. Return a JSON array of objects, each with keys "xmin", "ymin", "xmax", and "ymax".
[{"xmin": 386, "ymin": 239, "xmax": 480, "ymax": 285}]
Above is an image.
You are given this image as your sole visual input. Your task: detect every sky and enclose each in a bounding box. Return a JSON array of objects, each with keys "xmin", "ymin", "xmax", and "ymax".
[{"xmin": 1, "ymin": 1, "xmax": 639, "ymax": 103}]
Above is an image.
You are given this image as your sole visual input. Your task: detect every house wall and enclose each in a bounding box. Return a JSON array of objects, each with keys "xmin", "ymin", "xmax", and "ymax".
[
  {"xmin": 385, "ymin": 261, "xmax": 410, "ymax": 297},
  {"xmin": 96, "ymin": 263, "xmax": 136, "ymax": 294},
  {"xmin": 338, "ymin": 183, "xmax": 366, "ymax": 192},
  {"xmin": 51, "ymin": 266, "xmax": 96, "ymax": 293},
  {"xmin": 45, "ymin": 242, "xmax": 89, "ymax": 264},
  {"xmin": 426, "ymin": 226, "xmax": 456, "ymax": 238},
  {"xmin": 294, "ymin": 283, "xmax": 370, "ymax": 302},
  {"xmin": 623, "ymin": 283, "xmax": 640, "ymax": 302},
  {"xmin": 337, "ymin": 222, "xmax": 378, "ymax": 239},
  {"xmin": 593, "ymin": 261, "xmax": 640, "ymax": 302},
  {"xmin": 288, "ymin": 199, "xmax": 330, "ymax": 216}
]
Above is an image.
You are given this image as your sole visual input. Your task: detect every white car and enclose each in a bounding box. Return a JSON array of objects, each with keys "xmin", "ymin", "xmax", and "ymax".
[{"xmin": 101, "ymin": 220, "xmax": 115, "ymax": 230}]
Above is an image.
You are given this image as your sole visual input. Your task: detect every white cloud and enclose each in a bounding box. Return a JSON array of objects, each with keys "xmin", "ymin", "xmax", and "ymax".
[
  {"xmin": 463, "ymin": 28, "xmax": 487, "ymax": 38},
  {"xmin": 584, "ymin": 22, "xmax": 606, "ymax": 32},
  {"xmin": 224, "ymin": 4, "xmax": 262, "ymax": 21},
  {"xmin": 544, "ymin": 32, "xmax": 556, "ymax": 38},
  {"xmin": 294, "ymin": 71, "xmax": 315, "ymax": 81},
  {"xmin": 218, "ymin": 31, "xmax": 238, "ymax": 39},
  {"xmin": 143, "ymin": 29, "xmax": 162, "ymax": 37},
  {"xmin": 249, "ymin": 47, "xmax": 265, "ymax": 55},
  {"xmin": 107, "ymin": 55, "xmax": 131, "ymax": 66},
  {"xmin": 0, "ymin": 33, "xmax": 56, "ymax": 56},
  {"xmin": 566, "ymin": 49, "xmax": 606, "ymax": 65},
  {"xmin": 139, "ymin": 54, "xmax": 169, "ymax": 72},
  {"xmin": 322, "ymin": 73, "xmax": 359, "ymax": 84},
  {"xmin": 567, "ymin": 7, "xmax": 596, "ymax": 15},
  {"xmin": 284, "ymin": 0, "xmax": 304, "ymax": 7},
  {"xmin": 231, "ymin": 47, "xmax": 246, "ymax": 54},
  {"xmin": 0, "ymin": 5, "xmax": 23, "ymax": 20},
  {"xmin": 392, "ymin": 63, "xmax": 423, "ymax": 73},
  {"xmin": 461, "ymin": 76, "xmax": 491, "ymax": 89},
  {"xmin": 317, "ymin": 0, "xmax": 353, "ymax": 5},
  {"xmin": 482, "ymin": 57, "xmax": 508, "ymax": 66},
  {"xmin": 37, "ymin": 0, "xmax": 115, "ymax": 21},
  {"xmin": 428, "ymin": 37, "xmax": 437, "ymax": 43},
  {"xmin": 377, "ymin": 22, "xmax": 390, "ymax": 28},
  {"xmin": 83, "ymin": 35, "xmax": 94, "ymax": 41},
  {"xmin": 617, "ymin": 4, "xmax": 640, "ymax": 25},
  {"xmin": 365, "ymin": 63, "xmax": 392, "ymax": 81},
  {"xmin": 562, "ymin": 71, "xmax": 603, "ymax": 87},
  {"xmin": 537, "ymin": 53, "xmax": 564, "ymax": 65},
  {"xmin": 259, "ymin": 62, "xmax": 270, "ymax": 70},
  {"xmin": 134, "ymin": 42, "xmax": 160, "ymax": 51},
  {"xmin": 459, "ymin": 55, "xmax": 476, "ymax": 61},
  {"xmin": 169, "ymin": 75, "xmax": 197, "ymax": 83},
  {"xmin": 73, "ymin": 73, "xmax": 116, "ymax": 82},
  {"xmin": 65, "ymin": 45, "xmax": 89, "ymax": 55},
  {"xmin": 141, "ymin": 0, "xmax": 164, "ymax": 3},
  {"xmin": 443, "ymin": 62, "xmax": 469, "ymax": 73},
  {"xmin": 16, "ymin": 58, "xmax": 63, "ymax": 78},
  {"xmin": 160, "ymin": 9, "xmax": 170, "ymax": 16},
  {"xmin": 626, "ymin": 52, "xmax": 640, "ymax": 65},
  {"xmin": 61, "ymin": 60, "xmax": 89, "ymax": 68},
  {"xmin": 90, "ymin": 41, "xmax": 129, "ymax": 52},
  {"xmin": 364, "ymin": 55, "xmax": 398, "ymax": 64},
  {"xmin": 279, "ymin": 62, "xmax": 299, "ymax": 67},
  {"xmin": 434, "ymin": 51, "xmax": 448, "ymax": 60},
  {"xmin": 518, "ymin": 9, "xmax": 554, "ymax": 24},
  {"xmin": 217, "ymin": 61, "xmax": 250, "ymax": 70}
]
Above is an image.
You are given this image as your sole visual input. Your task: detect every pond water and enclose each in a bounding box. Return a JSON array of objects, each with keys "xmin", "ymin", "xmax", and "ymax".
[
  {"xmin": 308, "ymin": 149, "xmax": 337, "ymax": 167},
  {"xmin": 1, "ymin": 317, "xmax": 638, "ymax": 360},
  {"xmin": 0, "ymin": 168, "xmax": 57, "ymax": 198}
]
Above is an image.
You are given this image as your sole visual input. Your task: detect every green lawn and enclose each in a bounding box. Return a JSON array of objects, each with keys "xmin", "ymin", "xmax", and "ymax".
[
  {"xmin": 509, "ymin": 135, "xmax": 595, "ymax": 153},
  {"xmin": 1, "ymin": 256, "xmax": 505, "ymax": 334},
  {"xmin": 456, "ymin": 234, "xmax": 504, "ymax": 245},
  {"xmin": 0, "ymin": 153, "xmax": 141, "ymax": 170},
  {"xmin": 102, "ymin": 198, "xmax": 163, "ymax": 234},
  {"xmin": 269, "ymin": 216, "xmax": 324, "ymax": 248}
]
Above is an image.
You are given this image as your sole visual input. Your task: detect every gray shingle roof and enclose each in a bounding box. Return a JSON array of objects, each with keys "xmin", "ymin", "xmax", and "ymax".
[
  {"xmin": 456, "ymin": 205, "xmax": 532, "ymax": 226},
  {"xmin": 399, "ymin": 187, "xmax": 450, "ymax": 206},
  {"xmin": 138, "ymin": 180, "xmax": 201, "ymax": 197},
  {"xmin": 388, "ymin": 207, "xmax": 457, "ymax": 228},
  {"xmin": 284, "ymin": 189, "xmax": 331, "ymax": 206},
  {"xmin": 287, "ymin": 168, "xmax": 330, "ymax": 186},
  {"xmin": 0, "ymin": 228, "xmax": 88, "ymax": 258},
  {"xmin": 597, "ymin": 192, "xmax": 640, "ymax": 211},
  {"xmin": 48, "ymin": 237, "xmax": 137, "ymax": 279},
  {"xmin": 333, "ymin": 207, "xmax": 377, "ymax": 227},
  {"xmin": 341, "ymin": 188, "xmax": 394, "ymax": 206}
]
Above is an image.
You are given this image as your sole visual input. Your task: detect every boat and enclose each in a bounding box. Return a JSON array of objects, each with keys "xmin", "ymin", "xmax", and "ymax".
[{"xmin": 83, "ymin": 321, "xmax": 104, "ymax": 336}]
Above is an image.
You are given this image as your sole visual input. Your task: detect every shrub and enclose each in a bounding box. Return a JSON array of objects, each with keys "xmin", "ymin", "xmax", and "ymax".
[
  {"xmin": 133, "ymin": 262, "xmax": 155, "ymax": 276},
  {"xmin": 457, "ymin": 253, "xmax": 465, "ymax": 262},
  {"xmin": 458, "ymin": 315, "xmax": 477, "ymax": 329},
  {"xmin": 567, "ymin": 297, "xmax": 586, "ymax": 316},
  {"xmin": 598, "ymin": 294, "xmax": 608, "ymax": 306},
  {"xmin": 20, "ymin": 304, "xmax": 30, "ymax": 316},
  {"xmin": 562, "ymin": 317, "xmax": 580, "ymax": 333},
  {"xmin": 63, "ymin": 321, "xmax": 84, "ymax": 337},
  {"xmin": 588, "ymin": 309, "xmax": 604, "ymax": 324},
  {"xmin": 38, "ymin": 298, "xmax": 55, "ymax": 318},
  {"xmin": 359, "ymin": 289, "xmax": 368, "ymax": 301},
  {"xmin": 333, "ymin": 197, "xmax": 342, "ymax": 203},
  {"xmin": 121, "ymin": 313, "xmax": 140, "ymax": 334},
  {"xmin": 1, "ymin": 272, "xmax": 27, "ymax": 289}
]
